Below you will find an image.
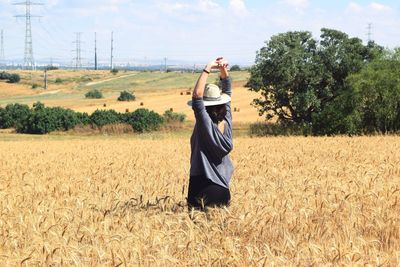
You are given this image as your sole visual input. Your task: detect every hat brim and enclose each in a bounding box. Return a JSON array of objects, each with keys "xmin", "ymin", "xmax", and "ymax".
[{"xmin": 187, "ymin": 93, "xmax": 231, "ymax": 107}]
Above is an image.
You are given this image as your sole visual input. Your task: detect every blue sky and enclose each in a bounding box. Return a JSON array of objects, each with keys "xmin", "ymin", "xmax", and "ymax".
[{"xmin": 0, "ymin": 0, "xmax": 399, "ymax": 66}]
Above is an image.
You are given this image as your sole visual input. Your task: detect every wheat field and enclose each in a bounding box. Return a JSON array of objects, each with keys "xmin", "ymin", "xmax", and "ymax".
[{"xmin": 0, "ymin": 135, "xmax": 399, "ymax": 266}]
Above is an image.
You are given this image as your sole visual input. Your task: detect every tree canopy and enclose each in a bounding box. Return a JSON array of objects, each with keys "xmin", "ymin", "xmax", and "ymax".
[{"xmin": 246, "ymin": 28, "xmax": 399, "ymax": 135}]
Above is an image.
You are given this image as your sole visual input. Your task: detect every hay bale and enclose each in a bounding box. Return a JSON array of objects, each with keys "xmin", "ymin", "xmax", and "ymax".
[{"xmin": 180, "ymin": 92, "xmax": 184, "ymax": 96}]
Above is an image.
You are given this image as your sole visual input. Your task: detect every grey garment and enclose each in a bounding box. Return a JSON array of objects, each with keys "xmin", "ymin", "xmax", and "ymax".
[{"xmin": 190, "ymin": 77, "xmax": 234, "ymax": 189}]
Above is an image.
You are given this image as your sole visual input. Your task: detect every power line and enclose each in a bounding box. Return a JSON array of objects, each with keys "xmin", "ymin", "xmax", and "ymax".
[
  {"xmin": 13, "ymin": 0, "xmax": 43, "ymax": 70},
  {"xmin": 73, "ymin": 32, "xmax": 83, "ymax": 69}
]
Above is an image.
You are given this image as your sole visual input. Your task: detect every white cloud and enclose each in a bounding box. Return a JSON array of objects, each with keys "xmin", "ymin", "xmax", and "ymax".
[
  {"xmin": 229, "ymin": 0, "xmax": 249, "ymax": 16},
  {"xmin": 369, "ymin": 2, "xmax": 392, "ymax": 12},
  {"xmin": 282, "ymin": 0, "xmax": 309, "ymax": 12},
  {"xmin": 157, "ymin": 2, "xmax": 189, "ymax": 13},
  {"xmin": 198, "ymin": 0, "xmax": 219, "ymax": 11},
  {"xmin": 345, "ymin": 2, "xmax": 362, "ymax": 14}
]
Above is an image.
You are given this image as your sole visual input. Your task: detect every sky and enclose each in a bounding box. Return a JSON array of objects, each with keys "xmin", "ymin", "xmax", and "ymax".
[{"xmin": 0, "ymin": 0, "xmax": 399, "ymax": 66}]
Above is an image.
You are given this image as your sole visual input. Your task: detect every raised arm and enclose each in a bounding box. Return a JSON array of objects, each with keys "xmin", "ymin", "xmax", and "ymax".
[{"xmin": 193, "ymin": 59, "xmax": 220, "ymax": 98}]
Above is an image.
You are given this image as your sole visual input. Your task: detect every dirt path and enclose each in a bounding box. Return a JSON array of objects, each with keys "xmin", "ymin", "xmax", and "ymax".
[
  {"xmin": 38, "ymin": 90, "xmax": 61, "ymax": 95},
  {"xmin": 85, "ymin": 73, "xmax": 138, "ymax": 86}
]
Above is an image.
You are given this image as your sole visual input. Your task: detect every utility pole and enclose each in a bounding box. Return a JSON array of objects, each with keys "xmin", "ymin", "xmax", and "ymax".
[
  {"xmin": 73, "ymin": 32, "xmax": 82, "ymax": 69},
  {"xmin": 94, "ymin": 32, "xmax": 98, "ymax": 70},
  {"xmin": 110, "ymin": 31, "xmax": 114, "ymax": 70},
  {"xmin": 44, "ymin": 69, "xmax": 47, "ymax": 89},
  {"xmin": 14, "ymin": 0, "xmax": 43, "ymax": 70},
  {"xmin": 164, "ymin": 57, "xmax": 167, "ymax": 72},
  {"xmin": 0, "ymin": 29, "xmax": 4, "ymax": 67},
  {"xmin": 367, "ymin": 23, "xmax": 373, "ymax": 43}
]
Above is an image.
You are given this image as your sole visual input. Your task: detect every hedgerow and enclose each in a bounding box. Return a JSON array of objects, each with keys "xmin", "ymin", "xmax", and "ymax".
[{"xmin": 0, "ymin": 102, "xmax": 166, "ymax": 134}]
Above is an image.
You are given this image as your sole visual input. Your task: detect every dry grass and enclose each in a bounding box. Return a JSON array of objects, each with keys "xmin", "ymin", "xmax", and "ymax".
[
  {"xmin": 0, "ymin": 70, "xmax": 261, "ymax": 124},
  {"xmin": 0, "ymin": 135, "xmax": 399, "ymax": 265}
]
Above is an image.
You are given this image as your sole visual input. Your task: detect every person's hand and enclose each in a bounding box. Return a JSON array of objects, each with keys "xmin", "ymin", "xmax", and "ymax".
[
  {"xmin": 216, "ymin": 57, "xmax": 229, "ymax": 70},
  {"xmin": 205, "ymin": 59, "xmax": 221, "ymax": 71}
]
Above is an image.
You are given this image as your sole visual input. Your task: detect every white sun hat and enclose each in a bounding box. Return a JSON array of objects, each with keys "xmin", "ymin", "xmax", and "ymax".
[{"xmin": 187, "ymin": 83, "xmax": 231, "ymax": 106}]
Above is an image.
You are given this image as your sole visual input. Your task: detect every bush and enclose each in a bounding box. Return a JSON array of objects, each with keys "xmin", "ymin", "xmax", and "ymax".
[
  {"xmin": 230, "ymin": 65, "xmax": 241, "ymax": 71},
  {"xmin": 76, "ymin": 112, "xmax": 91, "ymax": 125},
  {"xmin": 55, "ymin": 78, "xmax": 63, "ymax": 84},
  {"xmin": 1, "ymin": 101, "xmax": 165, "ymax": 134},
  {"xmin": 0, "ymin": 71, "xmax": 11, "ymax": 80},
  {"xmin": 85, "ymin": 89, "xmax": 103, "ymax": 99},
  {"xmin": 32, "ymin": 83, "xmax": 39, "ymax": 89},
  {"xmin": 8, "ymin": 74, "xmax": 21, "ymax": 83},
  {"xmin": 17, "ymin": 105, "xmax": 82, "ymax": 134},
  {"xmin": 111, "ymin": 68, "xmax": 119, "ymax": 75},
  {"xmin": 90, "ymin": 109, "xmax": 121, "ymax": 127},
  {"xmin": 0, "ymin": 103, "xmax": 31, "ymax": 129},
  {"xmin": 123, "ymin": 108, "xmax": 164, "ymax": 132},
  {"xmin": 163, "ymin": 110, "xmax": 186, "ymax": 123},
  {"xmin": 0, "ymin": 72, "xmax": 20, "ymax": 83},
  {"xmin": 118, "ymin": 90, "xmax": 135, "ymax": 101},
  {"xmin": 46, "ymin": 65, "xmax": 59, "ymax": 71}
]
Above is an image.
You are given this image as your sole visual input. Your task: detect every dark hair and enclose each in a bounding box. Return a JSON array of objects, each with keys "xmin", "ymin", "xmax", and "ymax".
[{"xmin": 206, "ymin": 104, "xmax": 227, "ymax": 124}]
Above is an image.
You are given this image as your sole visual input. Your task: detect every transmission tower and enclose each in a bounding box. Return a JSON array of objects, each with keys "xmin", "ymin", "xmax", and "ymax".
[
  {"xmin": 110, "ymin": 31, "xmax": 114, "ymax": 70},
  {"xmin": 14, "ymin": 0, "xmax": 43, "ymax": 70},
  {"xmin": 367, "ymin": 23, "xmax": 373, "ymax": 43},
  {"xmin": 0, "ymin": 30, "xmax": 4, "ymax": 64},
  {"xmin": 73, "ymin": 32, "xmax": 83, "ymax": 69}
]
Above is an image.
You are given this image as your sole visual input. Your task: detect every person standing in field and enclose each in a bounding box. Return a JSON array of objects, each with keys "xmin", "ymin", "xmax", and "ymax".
[{"xmin": 187, "ymin": 57, "xmax": 233, "ymax": 210}]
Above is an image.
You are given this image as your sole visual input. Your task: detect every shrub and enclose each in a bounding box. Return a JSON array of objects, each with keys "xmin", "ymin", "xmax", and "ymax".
[
  {"xmin": 76, "ymin": 112, "xmax": 91, "ymax": 125},
  {"xmin": 0, "ymin": 107, "xmax": 7, "ymax": 128},
  {"xmin": 123, "ymin": 108, "xmax": 164, "ymax": 132},
  {"xmin": 55, "ymin": 78, "xmax": 63, "ymax": 84},
  {"xmin": 111, "ymin": 68, "xmax": 119, "ymax": 75},
  {"xmin": 0, "ymin": 71, "xmax": 11, "ymax": 80},
  {"xmin": 17, "ymin": 105, "xmax": 81, "ymax": 134},
  {"xmin": 46, "ymin": 65, "xmax": 59, "ymax": 71},
  {"xmin": 8, "ymin": 74, "xmax": 21, "ymax": 83},
  {"xmin": 32, "ymin": 83, "xmax": 39, "ymax": 89},
  {"xmin": 0, "ymin": 103, "xmax": 31, "ymax": 129},
  {"xmin": 0, "ymin": 72, "xmax": 20, "ymax": 83},
  {"xmin": 230, "ymin": 65, "xmax": 241, "ymax": 71},
  {"xmin": 85, "ymin": 89, "xmax": 103, "ymax": 99},
  {"xmin": 163, "ymin": 110, "xmax": 186, "ymax": 123},
  {"xmin": 90, "ymin": 109, "xmax": 121, "ymax": 127},
  {"xmin": 118, "ymin": 90, "xmax": 135, "ymax": 101}
]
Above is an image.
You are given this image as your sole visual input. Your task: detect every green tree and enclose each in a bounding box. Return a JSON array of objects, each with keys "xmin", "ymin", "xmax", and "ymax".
[
  {"xmin": 348, "ymin": 59, "xmax": 400, "ymax": 133},
  {"xmin": 247, "ymin": 31, "xmax": 320, "ymax": 123},
  {"xmin": 247, "ymin": 28, "xmax": 382, "ymax": 129}
]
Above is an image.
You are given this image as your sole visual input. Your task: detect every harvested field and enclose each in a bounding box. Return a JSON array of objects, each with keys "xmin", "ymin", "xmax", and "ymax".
[{"xmin": 0, "ymin": 135, "xmax": 399, "ymax": 265}]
